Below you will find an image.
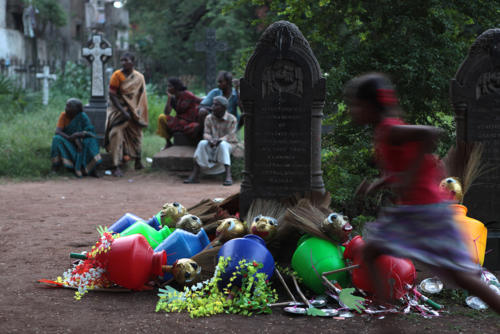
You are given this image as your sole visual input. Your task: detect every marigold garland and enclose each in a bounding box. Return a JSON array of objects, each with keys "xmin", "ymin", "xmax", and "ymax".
[{"xmin": 56, "ymin": 232, "xmax": 119, "ymax": 300}]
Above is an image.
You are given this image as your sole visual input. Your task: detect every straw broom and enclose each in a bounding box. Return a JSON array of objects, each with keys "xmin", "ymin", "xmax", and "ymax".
[
  {"xmin": 281, "ymin": 198, "xmax": 333, "ymax": 242},
  {"xmin": 441, "ymin": 141, "xmax": 487, "ymax": 201}
]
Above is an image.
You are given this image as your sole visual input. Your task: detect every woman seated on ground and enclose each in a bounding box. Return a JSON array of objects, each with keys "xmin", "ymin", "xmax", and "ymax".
[
  {"xmin": 51, "ymin": 98, "xmax": 102, "ymax": 177},
  {"xmin": 157, "ymin": 77, "xmax": 203, "ymax": 149}
]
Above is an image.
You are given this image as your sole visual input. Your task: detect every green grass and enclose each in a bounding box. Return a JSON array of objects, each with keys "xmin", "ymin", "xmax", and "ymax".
[
  {"xmin": 0, "ymin": 93, "xmax": 67, "ymax": 179},
  {"xmin": 0, "ymin": 77, "xmax": 243, "ymax": 180},
  {"xmin": 0, "ymin": 85, "xmax": 171, "ymax": 180},
  {"xmin": 142, "ymin": 135, "xmax": 165, "ymax": 161},
  {"xmin": 143, "ymin": 87, "xmax": 167, "ymax": 136}
]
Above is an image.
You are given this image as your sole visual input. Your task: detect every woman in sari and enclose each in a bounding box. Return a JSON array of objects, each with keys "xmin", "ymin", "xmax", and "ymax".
[
  {"xmin": 51, "ymin": 98, "xmax": 102, "ymax": 177},
  {"xmin": 105, "ymin": 52, "xmax": 148, "ymax": 177},
  {"xmin": 157, "ymin": 77, "xmax": 202, "ymax": 149}
]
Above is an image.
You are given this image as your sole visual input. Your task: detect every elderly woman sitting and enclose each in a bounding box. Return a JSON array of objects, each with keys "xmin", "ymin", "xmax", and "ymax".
[
  {"xmin": 184, "ymin": 96, "xmax": 239, "ymax": 186},
  {"xmin": 51, "ymin": 98, "xmax": 102, "ymax": 177}
]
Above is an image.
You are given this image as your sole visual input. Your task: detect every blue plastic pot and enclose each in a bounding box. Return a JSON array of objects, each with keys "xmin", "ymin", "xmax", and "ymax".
[
  {"xmin": 108, "ymin": 213, "xmax": 143, "ymax": 233},
  {"xmin": 217, "ymin": 234, "xmax": 274, "ymax": 288},
  {"xmin": 145, "ymin": 211, "xmax": 162, "ymax": 231},
  {"xmin": 154, "ymin": 228, "xmax": 210, "ymax": 280}
]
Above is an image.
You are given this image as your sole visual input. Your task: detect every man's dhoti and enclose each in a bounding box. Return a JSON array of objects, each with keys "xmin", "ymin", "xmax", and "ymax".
[{"xmin": 194, "ymin": 140, "xmax": 232, "ymax": 175}]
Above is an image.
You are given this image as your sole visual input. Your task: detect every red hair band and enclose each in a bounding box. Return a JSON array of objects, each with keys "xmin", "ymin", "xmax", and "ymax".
[{"xmin": 377, "ymin": 88, "xmax": 398, "ymax": 106}]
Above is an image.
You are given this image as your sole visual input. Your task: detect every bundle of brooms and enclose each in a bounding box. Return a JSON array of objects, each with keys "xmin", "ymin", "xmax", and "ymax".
[
  {"xmin": 189, "ymin": 191, "xmax": 333, "ymax": 279},
  {"xmin": 440, "ymin": 141, "xmax": 487, "ymax": 202}
]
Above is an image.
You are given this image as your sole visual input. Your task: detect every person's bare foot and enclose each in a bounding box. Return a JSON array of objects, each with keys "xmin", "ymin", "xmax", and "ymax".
[
  {"xmin": 113, "ymin": 167, "xmax": 124, "ymax": 177},
  {"xmin": 162, "ymin": 140, "xmax": 173, "ymax": 150},
  {"xmin": 135, "ymin": 159, "xmax": 144, "ymax": 170},
  {"xmin": 51, "ymin": 165, "xmax": 60, "ymax": 175},
  {"xmin": 183, "ymin": 177, "xmax": 200, "ymax": 184},
  {"xmin": 184, "ymin": 163, "xmax": 200, "ymax": 184},
  {"xmin": 223, "ymin": 165, "xmax": 232, "ymax": 186}
]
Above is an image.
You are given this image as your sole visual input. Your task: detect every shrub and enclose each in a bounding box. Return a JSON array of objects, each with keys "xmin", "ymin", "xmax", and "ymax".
[
  {"xmin": 52, "ymin": 61, "xmax": 90, "ymax": 100},
  {"xmin": 143, "ymin": 84, "xmax": 166, "ymax": 136},
  {"xmin": 0, "ymin": 75, "xmax": 40, "ymax": 122}
]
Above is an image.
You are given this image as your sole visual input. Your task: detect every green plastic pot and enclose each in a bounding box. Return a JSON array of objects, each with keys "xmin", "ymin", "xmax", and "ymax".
[
  {"xmin": 291, "ymin": 235, "xmax": 349, "ymax": 294},
  {"xmin": 120, "ymin": 221, "xmax": 173, "ymax": 249}
]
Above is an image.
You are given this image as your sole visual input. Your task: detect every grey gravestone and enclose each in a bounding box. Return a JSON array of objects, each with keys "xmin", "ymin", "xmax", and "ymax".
[
  {"xmin": 82, "ymin": 33, "xmax": 113, "ymax": 146},
  {"xmin": 450, "ymin": 28, "xmax": 500, "ymax": 224},
  {"xmin": 239, "ymin": 21, "xmax": 326, "ymax": 216},
  {"xmin": 195, "ymin": 28, "xmax": 229, "ymax": 94},
  {"xmin": 36, "ymin": 65, "xmax": 56, "ymax": 105},
  {"xmin": 450, "ymin": 28, "xmax": 500, "ymax": 269}
]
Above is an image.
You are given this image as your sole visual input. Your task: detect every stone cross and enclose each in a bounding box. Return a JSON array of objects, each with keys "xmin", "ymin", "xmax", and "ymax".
[
  {"xmin": 195, "ymin": 28, "xmax": 229, "ymax": 93},
  {"xmin": 36, "ymin": 66, "xmax": 57, "ymax": 105},
  {"xmin": 82, "ymin": 34, "xmax": 112, "ymax": 147},
  {"xmin": 82, "ymin": 34, "xmax": 112, "ymax": 101}
]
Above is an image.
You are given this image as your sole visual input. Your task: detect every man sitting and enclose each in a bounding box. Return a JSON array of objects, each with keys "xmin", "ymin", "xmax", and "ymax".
[
  {"xmin": 199, "ymin": 71, "xmax": 242, "ymax": 129},
  {"xmin": 184, "ymin": 96, "xmax": 238, "ymax": 186}
]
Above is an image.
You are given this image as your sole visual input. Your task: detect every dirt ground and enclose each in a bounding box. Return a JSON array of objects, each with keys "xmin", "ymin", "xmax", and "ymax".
[{"xmin": 0, "ymin": 171, "xmax": 499, "ymax": 334}]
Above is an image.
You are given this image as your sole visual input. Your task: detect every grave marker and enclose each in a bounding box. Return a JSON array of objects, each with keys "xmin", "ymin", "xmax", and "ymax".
[
  {"xmin": 36, "ymin": 66, "xmax": 56, "ymax": 105},
  {"xmin": 239, "ymin": 21, "xmax": 326, "ymax": 216},
  {"xmin": 195, "ymin": 28, "xmax": 228, "ymax": 94},
  {"xmin": 450, "ymin": 28, "xmax": 500, "ymax": 224},
  {"xmin": 450, "ymin": 28, "xmax": 500, "ymax": 270},
  {"xmin": 82, "ymin": 33, "xmax": 113, "ymax": 146}
]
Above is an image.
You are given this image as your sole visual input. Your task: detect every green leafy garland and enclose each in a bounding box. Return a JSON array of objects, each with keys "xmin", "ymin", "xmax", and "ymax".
[{"xmin": 156, "ymin": 256, "xmax": 278, "ymax": 317}]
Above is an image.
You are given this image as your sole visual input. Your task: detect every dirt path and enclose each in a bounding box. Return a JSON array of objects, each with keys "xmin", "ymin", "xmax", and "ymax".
[{"xmin": 0, "ymin": 171, "xmax": 498, "ymax": 333}]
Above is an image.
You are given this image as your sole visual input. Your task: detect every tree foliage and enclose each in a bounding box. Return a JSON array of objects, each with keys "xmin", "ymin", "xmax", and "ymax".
[
  {"xmin": 125, "ymin": 0, "xmax": 500, "ymax": 217},
  {"xmin": 27, "ymin": 0, "xmax": 68, "ymax": 33},
  {"xmin": 126, "ymin": 0, "xmax": 261, "ymax": 91},
  {"xmin": 232, "ymin": 0, "xmax": 500, "ymax": 216},
  {"xmin": 241, "ymin": 0, "xmax": 499, "ymax": 122}
]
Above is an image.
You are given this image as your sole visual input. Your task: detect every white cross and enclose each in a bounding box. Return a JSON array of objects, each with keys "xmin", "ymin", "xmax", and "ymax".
[
  {"xmin": 36, "ymin": 66, "xmax": 57, "ymax": 105},
  {"xmin": 82, "ymin": 34, "xmax": 112, "ymax": 97}
]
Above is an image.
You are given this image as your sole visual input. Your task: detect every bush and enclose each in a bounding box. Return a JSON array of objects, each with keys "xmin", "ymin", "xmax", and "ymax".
[
  {"xmin": 143, "ymin": 84, "xmax": 166, "ymax": 136},
  {"xmin": 0, "ymin": 75, "xmax": 40, "ymax": 122},
  {"xmin": 52, "ymin": 61, "xmax": 90, "ymax": 100},
  {"xmin": 321, "ymin": 105, "xmax": 382, "ymax": 219}
]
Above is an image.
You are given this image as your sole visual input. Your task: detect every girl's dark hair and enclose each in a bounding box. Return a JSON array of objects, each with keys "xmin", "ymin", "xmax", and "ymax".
[
  {"xmin": 121, "ymin": 52, "xmax": 135, "ymax": 62},
  {"xmin": 167, "ymin": 77, "xmax": 187, "ymax": 91},
  {"xmin": 66, "ymin": 98, "xmax": 83, "ymax": 113},
  {"xmin": 217, "ymin": 71, "xmax": 233, "ymax": 87},
  {"xmin": 344, "ymin": 72, "xmax": 398, "ymax": 113}
]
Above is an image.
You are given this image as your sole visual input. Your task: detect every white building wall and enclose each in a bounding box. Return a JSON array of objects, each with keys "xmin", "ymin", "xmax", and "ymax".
[
  {"xmin": 0, "ymin": 0, "xmax": 5, "ymax": 29},
  {"xmin": 0, "ymin": 28, "xmax": 26, "ymax": 61}
]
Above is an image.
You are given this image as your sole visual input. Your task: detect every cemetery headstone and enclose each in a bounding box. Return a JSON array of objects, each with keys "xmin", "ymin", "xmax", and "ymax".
[
  {"xmin": 239, "ymin": 21, "xmax": 326, "ymax": 216},
  {"xmin": 195, "ymin": 28, "xmax": 229, "ymax": 94},
  {"xmin": 82, "ymin": 33, "xmax": 113, "ymax": 146},
  {"xmin": 36, "ymin": 65, "xmax": 56, "ymax": 105},
  {"xmin": 450, "ymin": 28, "xmax": 500, "ymax": 269}
]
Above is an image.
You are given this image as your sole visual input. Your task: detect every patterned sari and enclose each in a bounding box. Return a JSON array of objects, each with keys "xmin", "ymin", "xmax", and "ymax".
[
  {"xmin": 105, "ymin": 69, "xmax": 148, "ymax": 166},
  {"xmin": 51, "ymin": 112, "xmax": 102, "ymax": 177},
  {"xmin": 157, "ymin": 90, "xmax": 202, "ymax": 140}
]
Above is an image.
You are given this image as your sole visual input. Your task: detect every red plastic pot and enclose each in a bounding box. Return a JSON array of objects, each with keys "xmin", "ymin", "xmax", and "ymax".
[
  {"xmin": 343, "ymin": 236, "xmax": 416, "ymax": 300},
  {"xmin": 105, "ymin": 234, "xmax": 166, "ymax": 290}
]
